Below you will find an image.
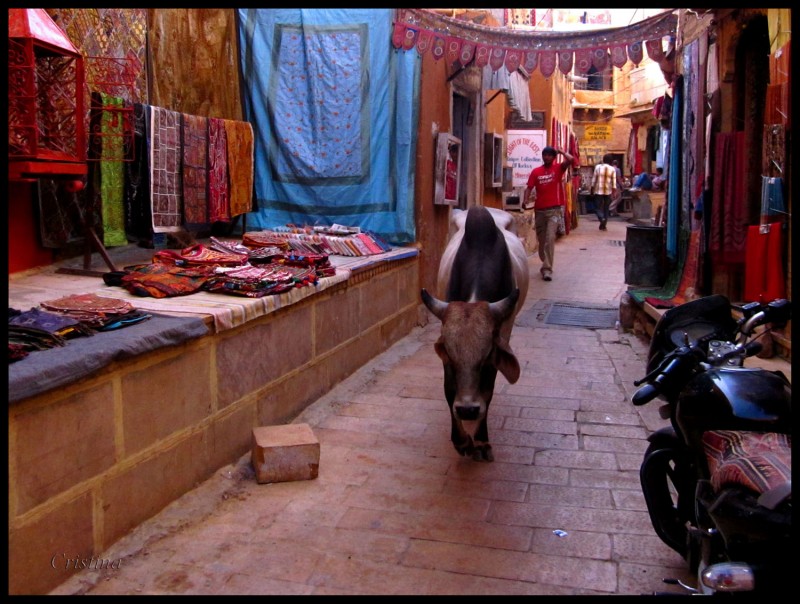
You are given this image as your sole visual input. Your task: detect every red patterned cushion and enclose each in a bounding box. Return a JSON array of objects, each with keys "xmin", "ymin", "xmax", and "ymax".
[{"xmin": 702, "ymin": 430, "xmax": 791, "ymax": 496}]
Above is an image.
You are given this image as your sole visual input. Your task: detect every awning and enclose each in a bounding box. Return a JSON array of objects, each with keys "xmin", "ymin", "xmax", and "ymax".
[{"xmin": 392, "ymin": 8, "xmax": 677, "ymax": 77}]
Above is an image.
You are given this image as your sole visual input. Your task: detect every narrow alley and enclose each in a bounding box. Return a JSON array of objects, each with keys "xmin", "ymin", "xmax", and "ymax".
[{"xmin": 52, "ymin": 212, "xmax": 698, "ymax": 596}]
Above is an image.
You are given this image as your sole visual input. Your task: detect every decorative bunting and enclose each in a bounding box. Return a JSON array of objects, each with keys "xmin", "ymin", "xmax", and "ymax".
[
  {"xmin": 574, "ymin": 48, "xmax": 592, "ymax": 75},
  {"xmin": 401, "ymin": 27, "xmax": 418, "ymax": 51},
  {"xmin": 391, "ymin": 21, "xmax": 405, "ymax": 49},
  {"xmin": 431, "ymin": 34, "xmax": 446, "ymax": 61},
  {"xmin": 489, "ymin": 47, "xmax": 507, "ymax": 72},
  {"xmin": 415, "ymin": 28, "xmax": 432, "ymax": 55},
  {"xmin": 539, "ymin": 50, "xmax": 556, "ymax": 78},
  {"xmin": 646, "ymin": 38, "xmax": 665, "ymax": 62},
  {"xmin": 446, "ymin": 36, "xmax": 462, "ymax": 64},
  {"xmin": 610, "ymin": 43, "xmax": 628, "ymax": 68},
  {"xmin": 592, "ymin": 47, "xmax": 608, "ymax": 70},
  {"xmin": 628, "ymin": 40, "xmax": 643, "ymax": 66},
  {"xmin": 522, "ymin": 50, "xmax": 538, "ymax": 73},
  {"xmin": 557, "ymin": 50, "xmax": 574, "ymax": 74},
  {"xmin": 392, "ymin": 8, "xmax": 677, "ymax": 77},
  {"xmin": 504, "ymin": 49, "xmax": 522, "ymax": 73},
  {"xmin": 459, "ymin": 41, "xmax": 476, "ymax": 65},
  {"xmin": 474, "ymin": 43, "xmax": 491, "ymax": 68}
]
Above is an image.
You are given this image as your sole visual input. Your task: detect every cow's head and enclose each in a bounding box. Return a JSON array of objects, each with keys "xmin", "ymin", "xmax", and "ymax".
[{"xmin": 421, "ymin": 288, "xmax": 520, "ymax": 429}]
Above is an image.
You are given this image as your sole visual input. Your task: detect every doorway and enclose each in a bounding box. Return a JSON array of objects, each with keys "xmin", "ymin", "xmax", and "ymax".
[{"xmin": 452, "ymin": 89, "xmax": 482, "ymax": 211}]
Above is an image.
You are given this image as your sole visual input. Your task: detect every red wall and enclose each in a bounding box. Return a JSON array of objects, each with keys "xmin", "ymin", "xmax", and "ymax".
[{"xmin": 8, "ymin": 181, "xmax": 55, "ymax": 274}]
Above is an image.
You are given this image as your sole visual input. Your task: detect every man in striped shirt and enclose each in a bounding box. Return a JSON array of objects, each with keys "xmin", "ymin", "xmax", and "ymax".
[{"xmin": 591, "ymin": 153, "xmax": 617, "ymax": 231}]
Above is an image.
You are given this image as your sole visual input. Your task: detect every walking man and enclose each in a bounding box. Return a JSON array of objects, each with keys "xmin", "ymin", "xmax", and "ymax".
[
  {"xmin": 591, "ymin": 153, "xmax": 617, "ymax": 231},
  {"xmin": 525, "ymin": 145, "xmax": 574, "ymax": 281},
  {"xmin": 608, "ymin": 159, "xmax": 624, "ymax": 216}
]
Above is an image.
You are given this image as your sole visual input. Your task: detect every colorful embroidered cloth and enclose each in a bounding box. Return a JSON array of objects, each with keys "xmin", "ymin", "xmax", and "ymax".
[
  {"xmin": 207, "ymin": 117, "xmax": 231, "ymax": 223},
  {"xmin": 120, "ymin": 264, "xmax": 216, "ymax": 298},
  {"xmin": 181, "ymin": 113, "xmax": 210, "ymax": 226},
  {"xmin": 702, "ymin": 430, "xmax": 791, "ymax": 496},
  {"xmin": 150, "ymin": 106, "xmax": 184, "ymax": 233},
  {"xmin": 152, "ymin": 244, "xmax": 248, "ymax": 268},
  {"xmin": 97, "ymin": 92, "xmax": 128, "ymax": 247},
  {"xmin": 223, "ymin": 119, "xmax": 254, "ymax": 217}
]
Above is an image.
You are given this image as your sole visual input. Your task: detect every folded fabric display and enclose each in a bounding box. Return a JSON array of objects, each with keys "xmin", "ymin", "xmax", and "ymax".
[
  {"xmin": 203, "ymin": 263, "xmax": 316, "ymax": 298},
  {"xmin": 274, "ymin": 252, "xmax": 336, "ymax": 278},
  {"xmin": 242, "ymin": 231, "xmax": 292, "ymax": 251},
  {"xmin": 153, "ymin": 244, "xmax": 249, "ymax": 268},
  {"xmin": 119, "ymin": 263, "xmax": 217, "ymax": 298},
  {"xmin": 210, "ymin": 236, "xmax": 285, "ymax": 264},
  {"xmin": 9, "ymin": 307, "xmax": 95, "ymax": 339}
]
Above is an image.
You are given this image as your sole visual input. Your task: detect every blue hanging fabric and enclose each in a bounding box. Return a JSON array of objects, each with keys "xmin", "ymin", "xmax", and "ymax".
[
  {"xmin": 666, "ymin": 77, "xmax": 682, "ymax": 260},
  {"xmin": 236, "ymin": 9, "xmax": 419, "ymax": 244}
]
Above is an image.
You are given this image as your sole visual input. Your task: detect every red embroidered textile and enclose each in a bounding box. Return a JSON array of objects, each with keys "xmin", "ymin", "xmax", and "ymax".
[
  {"xmin": 120, "ymin": 263, "xmax": 216, "ymax": 298},
  {"xmin": 181, "ymin": 113, "xmax": 209, "ymax": 226},
  {"xmin": 152, "ymin": 244, "xmax": 248, "ymax": 268},
  {"xmin": 743, "ymin": 223, "xmax": 785, "ymax": 303},
  {"xmin": 702, "ymin": 430, "xmax": 791, "ymax": 496},
  {"xmin": 709, "ymin": 132, "xmax": 747, "ymax": 265},
  {"xmin": 207, "ymin": 117, "xmax": 231, "ymax": 223}
]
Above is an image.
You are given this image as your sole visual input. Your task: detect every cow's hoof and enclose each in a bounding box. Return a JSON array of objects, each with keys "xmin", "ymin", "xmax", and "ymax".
[
  {"xmin": 454, "ymin": 437, "xmax": 474, "ymax": 457},
  {"xmin": 471, "ymin": 444, "xmax": 494, "ymax": 462}
]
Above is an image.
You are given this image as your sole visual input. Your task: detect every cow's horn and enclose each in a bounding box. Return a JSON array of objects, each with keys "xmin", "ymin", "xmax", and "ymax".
[
  {"xmin": 421, "ymin": 288, "xmax": 448, "ymax": 320},
  {"xmin": 488, "ymin": 288, "xmax": 520, "ymax": 322}
]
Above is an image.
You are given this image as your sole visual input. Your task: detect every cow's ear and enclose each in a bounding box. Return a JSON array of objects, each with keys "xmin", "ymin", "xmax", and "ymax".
[
  {"xmin": 495, "ymin": 340, "xmax": 520, "ymax": 383},
  {"xmin": 433, "ymin": 337, "xmax": 450, "ymax": 364}
]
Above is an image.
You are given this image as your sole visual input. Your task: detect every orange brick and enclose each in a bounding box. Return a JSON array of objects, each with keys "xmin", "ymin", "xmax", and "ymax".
[{"xmin": 251, "ymin": 424, "xmax": 320, "ymax": 484}]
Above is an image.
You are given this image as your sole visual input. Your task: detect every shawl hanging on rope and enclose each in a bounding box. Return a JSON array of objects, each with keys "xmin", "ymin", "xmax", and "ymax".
[
  {"xmin": 181, "ymin": 113, "xmax": 210, "ymax": 227},
  {"xmin": 709, "ymin": 131, "xmax": 747, "ymax": 266},
  {"xmin": 223, "ymin": 119, "xmax": 255, "ymax": 218},
  {"xmin": 125, "ymin": 103, "xmax": 153, "ymax": 242},
  {"xmin": 207, "ymin": 117, "xmax": 231, "ymax": 223},
  {"xmin": 149, "ymin": 106, "xmax": 183, "ymax": 233},
  {"xmin": 91, "ymin": 92, "xmax": 128, "ymax": 247}
]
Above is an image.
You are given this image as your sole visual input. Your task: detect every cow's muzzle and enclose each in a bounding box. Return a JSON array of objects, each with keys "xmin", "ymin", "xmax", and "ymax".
[{"xmin": 454, "ymin": 404, "xmax": 481, "ymax": 421}]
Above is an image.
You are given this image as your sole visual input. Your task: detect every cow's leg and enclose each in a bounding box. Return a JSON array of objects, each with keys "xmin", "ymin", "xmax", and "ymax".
[
  {"xmin": 450, "ymin": 414, "xmax": 474, "ymax": 456},
  {"xmin": 470, "ymin": 416, "xmax": 494, "ymax": 462}
]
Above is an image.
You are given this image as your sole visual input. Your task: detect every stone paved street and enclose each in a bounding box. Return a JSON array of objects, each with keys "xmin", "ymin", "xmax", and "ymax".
[{"xmin": 52, "ymin": 213, "xmax": 707, "ymax": 595}]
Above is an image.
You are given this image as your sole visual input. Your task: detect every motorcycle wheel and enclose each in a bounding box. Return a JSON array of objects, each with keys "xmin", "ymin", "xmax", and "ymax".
[{"xmin": 640, "ymin": 443, "xmax": 694, "ymax": 558}]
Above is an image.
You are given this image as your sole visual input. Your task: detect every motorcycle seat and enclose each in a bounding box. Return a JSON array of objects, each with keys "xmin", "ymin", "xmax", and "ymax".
[{"xmin": 702, "ymin": 430, "xmax": 791, "ymax": 505}]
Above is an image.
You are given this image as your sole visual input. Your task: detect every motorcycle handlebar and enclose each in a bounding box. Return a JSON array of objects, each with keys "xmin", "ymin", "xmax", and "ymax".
[{"xmin": 632, "ymin": 346, "xmax": 704, "ymax": 406}]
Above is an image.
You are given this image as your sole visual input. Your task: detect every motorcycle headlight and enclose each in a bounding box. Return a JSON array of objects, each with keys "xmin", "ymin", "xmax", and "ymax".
[{"xmin": 701, "ymin": 562, "xmax": 755, "ymax": 592}]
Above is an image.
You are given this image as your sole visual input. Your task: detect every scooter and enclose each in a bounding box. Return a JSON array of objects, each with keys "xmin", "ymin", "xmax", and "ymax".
[{"xmin": 631, "ymin": 294, "xmax": 791, "ymax": 595}]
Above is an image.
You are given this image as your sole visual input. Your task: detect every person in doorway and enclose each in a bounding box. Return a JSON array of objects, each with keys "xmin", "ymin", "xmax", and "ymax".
[
  {"xmin": 591, "ymin": 153, "xmax": 617, "ymax": 231},
  {"xmin": 524, "ymin": 145, "xmax": 574, "ymax": 281},
  {"xmin": 608, "ymin": 159, "xmax": 624, "ymax": 216},
  {"xmin": 632, "ymin": 170, "xmax": 653, "ymax": 190},
  {"xmin": 652, "ymin": 167, "xmax": 666, "ymax": 190}
]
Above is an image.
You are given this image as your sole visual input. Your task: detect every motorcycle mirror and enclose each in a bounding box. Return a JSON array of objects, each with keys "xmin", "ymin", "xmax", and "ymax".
[{"xmin": 701, "ymin": 562, "xmax": 755, "ymax": 592}]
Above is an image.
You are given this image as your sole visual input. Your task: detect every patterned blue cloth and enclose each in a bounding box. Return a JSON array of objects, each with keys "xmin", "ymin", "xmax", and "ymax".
[{"xmin": 237, "ymin": 9, "xmax": 419, "ymax": 243}]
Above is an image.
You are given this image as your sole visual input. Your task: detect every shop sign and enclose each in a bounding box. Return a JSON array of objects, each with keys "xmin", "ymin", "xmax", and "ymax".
[
  {"xmin": 506, "ymin": 129, "xmax": 547, "ymax": 187},
  {"xmin": 583, "ymin": 125, "xmax": 612, "ymax": 140}
]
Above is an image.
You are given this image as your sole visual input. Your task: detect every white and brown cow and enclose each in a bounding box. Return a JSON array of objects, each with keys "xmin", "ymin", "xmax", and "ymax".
[{"xmin": 421, "ymin": 206, "xmax": 529, "ymax": 462}]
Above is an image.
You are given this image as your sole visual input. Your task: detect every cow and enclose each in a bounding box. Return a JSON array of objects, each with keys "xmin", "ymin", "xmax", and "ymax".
[{"xmin": 421, "ymin": 205, "xmax": 529, "ymax": 462}]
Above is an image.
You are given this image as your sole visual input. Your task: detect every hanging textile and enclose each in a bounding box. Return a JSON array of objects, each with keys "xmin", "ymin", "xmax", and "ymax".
[
  {"xmin": 708, "ymin": 132, "xmax": 747, "ymax": 265},
  {"xmin": 393, "ymin": 8, "xmax": 677, "ymax": 75},
  {"xmin": 181, "ymin": 113, "xmax": 210, "ymax": 228},
  {"xmin": 237, "ymin": 9, "xmax": 418, "ymax": 243},
  {"xmin": 222, "ymin": 119, "xmax": 255, "ymax": 218},
  {"xmin": 507, "ymin": 70, "xmax": 532, "ymax": 121},
  {"xmin": 665, "ymin": 75, "xmax": 682, "ymax": 261},
  {"xmin": 91, "ymin": 92, "xmax": 128, "ymax": 247},
  {"xmin": 149, "ymin": 106, "xmax": 184, "ymax": 233},
  {"xmin": 207, "ymin": 117, "xmax": 231, "ymax": 223},
  {"xmin": 743, "ymin": 222, "xmax": 785, "ymax": 302},
  {"xmin": 125, "ymin": 103, "xmax": 152, "ymax": 242}
]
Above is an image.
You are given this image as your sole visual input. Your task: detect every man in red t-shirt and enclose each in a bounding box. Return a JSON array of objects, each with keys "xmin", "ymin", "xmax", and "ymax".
[{"xmin": 524, "ymin": 146, "xmax": 574, "ymax": 281}]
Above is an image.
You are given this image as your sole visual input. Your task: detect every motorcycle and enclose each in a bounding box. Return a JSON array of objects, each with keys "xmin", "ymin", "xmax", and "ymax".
[{"xmin": 631, "ymin": 294, "xmax": 791, "ymax": 595}]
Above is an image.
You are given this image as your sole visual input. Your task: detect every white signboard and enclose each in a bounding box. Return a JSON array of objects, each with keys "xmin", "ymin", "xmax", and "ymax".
[{"xmin": 506, "ymin": 129, "xmax": 548, "ymax": 188}]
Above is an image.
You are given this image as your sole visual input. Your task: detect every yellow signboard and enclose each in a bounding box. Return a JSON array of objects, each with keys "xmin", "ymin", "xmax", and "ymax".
[{"xmin": 583, "ymin": 125, "xmax": 612, "ymax": 141}]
